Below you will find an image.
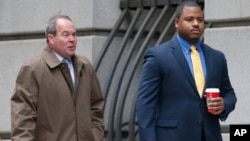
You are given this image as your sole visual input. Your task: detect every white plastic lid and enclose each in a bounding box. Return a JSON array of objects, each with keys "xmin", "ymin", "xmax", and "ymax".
[{"xmin": 205, "ymin": 88, "xmax": 220, "ymax": 93}]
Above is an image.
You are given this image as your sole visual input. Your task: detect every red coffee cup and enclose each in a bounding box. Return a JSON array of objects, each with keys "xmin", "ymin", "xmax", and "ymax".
[{"xmin": 205, "ymin": 88, "xmax": 220, "ymax": 113}]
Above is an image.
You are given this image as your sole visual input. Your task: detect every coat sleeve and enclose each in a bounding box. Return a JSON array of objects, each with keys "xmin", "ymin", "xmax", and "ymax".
[
  {"xmin": 11, "ymin": 65, "xmax": 38, "ymax": 141},
  {"xmin": 90, "ymin": 65, "xmax": 105, "ymax": 141},
  {"xmin": 136, "ymin": 49, "xmax": 161, "ymax": 141}
]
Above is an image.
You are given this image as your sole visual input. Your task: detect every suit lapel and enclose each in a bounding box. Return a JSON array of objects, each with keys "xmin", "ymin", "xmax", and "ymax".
[
  {"xmin": 202, "ymin": 45, "xmax": 212, "ymax": 89},
  {"xmin": 170, "ymin": 37, "xmax": 199, "ymax": 96},
  {"xmin": 172, "ymin": 45, "xmax": 197, "ymax": 91}
]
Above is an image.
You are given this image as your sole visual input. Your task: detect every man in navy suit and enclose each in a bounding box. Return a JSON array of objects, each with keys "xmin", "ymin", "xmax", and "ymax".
[{"xmin": 136, "ymin": 1, "xmax": 237, "ymax": 141}]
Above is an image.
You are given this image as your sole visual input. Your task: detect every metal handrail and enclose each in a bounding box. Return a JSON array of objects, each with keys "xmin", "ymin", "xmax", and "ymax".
[
  {"xmin": 106, "ymin": 4, "xmax": 143, "ymax": 141},
  {"xmin": 94, "ymin": 9, "xmax": 129, "ymax": 73},
  {"xmin": 114, "ymin": 1, "xmax": 157, "ymax": 141},
  {"xmin": 119, "ymin": 5, "xmax": 169, "ymax": 141},
  {"xmin": 155, "ymin": 8, "xmax": 176, "ymax": 46}
]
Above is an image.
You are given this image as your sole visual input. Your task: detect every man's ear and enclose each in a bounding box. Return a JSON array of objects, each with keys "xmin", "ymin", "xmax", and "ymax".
[
  {"xmin": 174, "ymin": 18, "xmax": 179, "ymax": 28},
  {"xmin": 47, "ymin": 34, "xmax": 54, "ymax": 44}
]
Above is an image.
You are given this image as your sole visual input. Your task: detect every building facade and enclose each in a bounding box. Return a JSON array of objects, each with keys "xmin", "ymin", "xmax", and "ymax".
[{"xmin": 0, "ymin": 0, "xmax": 250, "ymax": 140}]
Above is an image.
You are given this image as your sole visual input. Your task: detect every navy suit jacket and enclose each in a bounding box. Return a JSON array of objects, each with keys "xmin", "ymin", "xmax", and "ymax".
[{"xmin": 136, "ymin": 36, "xmax": 237, "ymax": 141}]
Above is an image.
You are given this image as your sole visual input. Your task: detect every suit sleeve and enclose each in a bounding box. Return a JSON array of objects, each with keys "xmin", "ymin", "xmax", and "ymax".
[
  {"xmin": 11, "ymin": 65, "xmax": 38, "ymax": 141},
  {"xmin": 136, "ymin": 49, "xmax": 161, "ymax": 141},
  {"xmin": 219, "ymin": 57, "xmax": 237, "ymax": 121}
]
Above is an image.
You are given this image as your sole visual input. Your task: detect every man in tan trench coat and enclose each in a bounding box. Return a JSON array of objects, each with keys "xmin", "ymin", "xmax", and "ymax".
[{"xmin": 11, "ymin": 15, "xmax": 104, "ymax": 141}]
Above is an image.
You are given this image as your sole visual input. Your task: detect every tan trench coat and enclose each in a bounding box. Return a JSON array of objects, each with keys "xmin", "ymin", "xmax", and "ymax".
[{"xmin": 11, "ymin": 47, "xmax": 104, "ymax": 141}]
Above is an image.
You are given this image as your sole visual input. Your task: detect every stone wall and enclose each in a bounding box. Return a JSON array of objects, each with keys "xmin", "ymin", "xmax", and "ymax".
[
  {"xmin": 0, "ymin": 0, "xmax": 120, "ymax": 136},
  {"xmin": 204, "ymin": 0, "xmax": 250, "ymax": 140},
  {"xmin": 1, "ymin": 0, "xmax": 249, "ymax": 141}
]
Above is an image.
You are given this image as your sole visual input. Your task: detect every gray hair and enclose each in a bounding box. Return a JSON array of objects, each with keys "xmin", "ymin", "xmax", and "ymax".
[{"xmin": 45, "ymin": 15, "xmax": 72, "ymax": 43}]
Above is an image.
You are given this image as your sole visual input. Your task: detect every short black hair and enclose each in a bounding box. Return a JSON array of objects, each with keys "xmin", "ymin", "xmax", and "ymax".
[{"xmin": 175, "ymin": 1, "xmax": 202, "ymax": 19}]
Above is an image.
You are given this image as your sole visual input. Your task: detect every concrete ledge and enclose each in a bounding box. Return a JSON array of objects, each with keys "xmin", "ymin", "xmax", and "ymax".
[
  {"xmin": 205, "ymin": 0, "xmax": 250, "ymax": 22},
  {"xmin": 0, "ymin": 0, "xmax": 120, "ymax": 34}
]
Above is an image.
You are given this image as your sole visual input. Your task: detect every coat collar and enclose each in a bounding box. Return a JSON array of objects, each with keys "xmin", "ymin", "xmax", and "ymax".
[
  {"xmin": 42, "ymin": 46, "xmax": 91, "ymax": 98},
  {"xmin": 42, "ymin": 46, "xmax": 89, "ymax": 70}
]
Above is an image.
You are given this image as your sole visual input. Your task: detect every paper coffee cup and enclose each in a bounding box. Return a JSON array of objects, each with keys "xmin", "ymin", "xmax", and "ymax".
[{"xmin": 205, "ymin": 88, "xmax": 220, "ymax": 113}]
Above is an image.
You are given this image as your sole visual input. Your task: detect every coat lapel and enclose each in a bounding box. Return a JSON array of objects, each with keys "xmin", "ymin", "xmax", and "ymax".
[
  {"xmin": 60, "ymin": 63, "xmax": 75, "ymax": 91},
  {"xmin": 42, "ymin": 46, "xmax": 75, "ymax": 95},
  {"xmin": 72, "ymin": 56, "xmax": 82, "ymax": 101},
  {"xmin": 71, "ymin": 55, "xmax": 89, "ymax": 102}
]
